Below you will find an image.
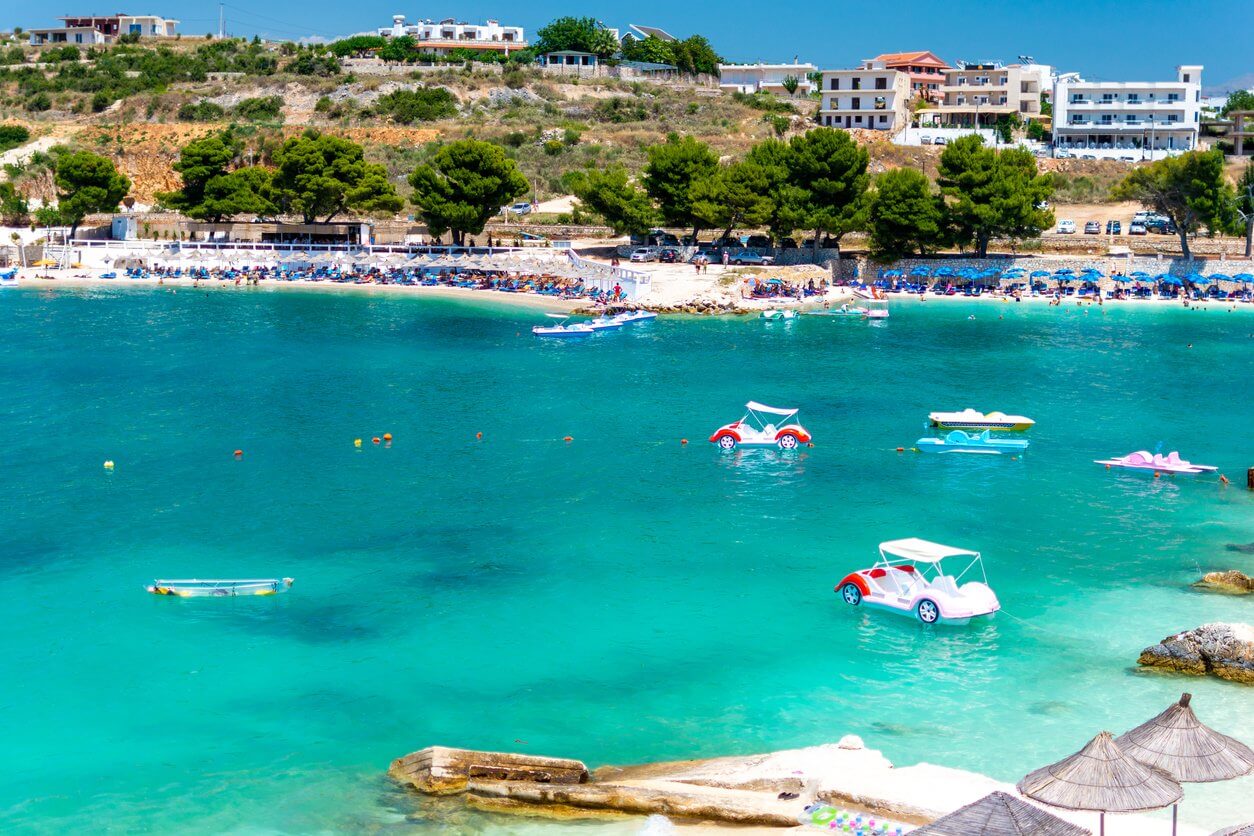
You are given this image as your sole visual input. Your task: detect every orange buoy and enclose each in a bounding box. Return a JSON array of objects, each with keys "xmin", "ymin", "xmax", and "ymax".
[
  {"xmin": 563, "ymin": 436, "xmax": 573, "ymax": 442},
  {"xmin": 372, "ymin": 437, "xmax": 380, "ymax": 445},
  {"xmin": 233, "ymin": 449, "xmax": 243, "ymax": 458},
  {"xmin": 1105, "ymin": 464, "xmax": 1110, "ymax": 469},
  {"xmin": 680, "ymin": 438, "xmax": 688, "ymax": 445},
  {"xmin": 807, "ymin": 442, "xmax": 814, "ymax": 448},
  {"xmin": 476, "ymin": 431, "xmax": 483, "ymax": 440},
  {"xmin": 1219, "ymin": 474, "xmax": 1229, "ymax": 485},
  {"xmin": 896, "ymin": 447, "xmax": 904, "ymax": 452},
  {"xmin": 383, "ymin": 433, "xmax": 392, "ymax": 442},
  {"xmin": 1154, "ymin": 471, "xmax": 1161, "ymax": 478}
]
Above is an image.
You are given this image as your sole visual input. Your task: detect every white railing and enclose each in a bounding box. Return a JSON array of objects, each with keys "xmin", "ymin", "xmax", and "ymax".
[{"xmin": 566, "ymin": 249, "xmax": 650, "ymax": 301}]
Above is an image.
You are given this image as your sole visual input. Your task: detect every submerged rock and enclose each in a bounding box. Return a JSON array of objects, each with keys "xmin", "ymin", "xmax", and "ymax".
[
  {"xmin": 1226, "ymin": 542, "xmax": 1254, "ymax": 554},
  {"xmin": 1194, "ymin": 570, "xmax": 1254, "ymax": 595},
  {"xmin": 389, "ymin": 746, "xmax": 588, "ymax": 795},
  {"xmin": 1138, "ymin": 623, "xmax": 1254, "ymax": 684}
]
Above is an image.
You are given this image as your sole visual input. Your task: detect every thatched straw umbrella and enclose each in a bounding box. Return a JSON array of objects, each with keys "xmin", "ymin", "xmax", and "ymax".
[
  {"xmin": 1209, "ymin": 824, "xmax": 1254, "ymax": 836},
  {"xmin": 911, "ymin": 790, "xmax": 1091, "ymax": 836},
  {"xmin": 1018, "ymin": 731, "xmax": 1182, "ymax": 836},
  {"xmin": 1115, "ymin": 693, "xmax": 1254, "ymax": 835}
]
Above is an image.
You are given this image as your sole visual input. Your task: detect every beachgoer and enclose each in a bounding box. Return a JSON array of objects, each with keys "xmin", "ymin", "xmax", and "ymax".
[{"xmin": 722, "ymin": 250, "xmax": 729, "ymax": 267}]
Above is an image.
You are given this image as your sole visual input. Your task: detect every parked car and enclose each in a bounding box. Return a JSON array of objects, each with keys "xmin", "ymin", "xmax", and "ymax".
[
  {"xmin": 1128, "ymin": 222, "xmax": 1147, "ymax": 236},
  {"xmin": 689, "ymin": 248, "xmax": 717, "ymax": 263},
  {"xmin": 1080, "ymin": 154, "xmax": 1097, "ymax": 160},
  {"xmin": 1083, "ymin": 221, "xmax": 1102, "ymax": 235},
  {"xmin": 933, "ymin": 136, "xmax": 948, "ymax": 145},
  {"xmin": 1132, "ymin": 211, "xmax": 1153, "ymax": 224},
  {"xmin": 1056, "ymin": 220, "xmax": 1076, "ymax": 234},
  {"xmin": 728, "ymin": 250, "xmax": 775, "ymax": 266},
  {"xmin": 658, "ymin": 248, "xmax": 680, "ymax": 263},
  {"xmin": 629, "ymin": 247, "xmax": 656, "ymax": 263},
  {"xmin": 1118, "ymin": 155, "xmax": 1137, "ymax": 162},
  {"xmin": 1105, "ymin": 220, "xmax": 1122, "ymax": 235},
  {"xmin": 745, "ymin": 234, "xmax": 772, "ymax": 249},
  {"xmin": 1055, "ymin": 149, "xmax": 1074, "ymax": 159},
  {"xmin": 1145, "ymin": 218, "xmax": 1177, "ymax": 235},
  {"xmin": 710, "ymin": 235, "xmax": 742, "ymax": 248},
  {"xmin": 507, "ymin": 202, "xmax": 533, "ymax": 215},
  {"xmin": 920, "ymin": 136, "xmax": 933, "ymax": 145}
]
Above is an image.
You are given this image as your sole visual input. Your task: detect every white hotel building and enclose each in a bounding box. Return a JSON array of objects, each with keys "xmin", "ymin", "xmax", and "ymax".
[
  {"xmin": 718, "ymin": 62, "xmax": 818, "ymax": 96},
  {"xmin": 377, "ymin": 15, "xmax": 526, "ymax": 55},
  {"xmin": 817, "ymin": 61, "xmax": 911, "ymax": 133},
  {"xmin": 1052, "ymin": 65, "xmax": 1202, "ymax": 159}
]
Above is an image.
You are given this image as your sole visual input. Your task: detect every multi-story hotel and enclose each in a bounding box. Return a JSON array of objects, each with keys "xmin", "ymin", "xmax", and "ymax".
[
  {"xmin": 1051, "ymin": 66, "xmax": 1202, "ymax": 159},
  {"xmin": 817, "ymin": 61, "xmax": 911, "ymax": 133},
  {"xmin": 718, "ymin": 62, "xmax": 819, "ymax": 97},
  {"xmin": 28, "ymin": 13, "xmax": 179, "ymax": 45},
  {"xmin": 377, "ymin": 15, "xmax": 526, "ymax": 55},
  {"xmin": 929, "ymin": 62, "xmax": 1051, "ymax": 128},
  {"xmin": 869, "ymin": 51, "xmax": 951, "ymax": 102}
]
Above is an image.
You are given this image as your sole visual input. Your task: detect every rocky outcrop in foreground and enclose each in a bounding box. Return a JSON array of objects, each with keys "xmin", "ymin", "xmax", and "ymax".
[
  {"xmin": 1138, "ymin": 623, "xmax": 1254, "ymax": 684},
  {"xmin": 1194, "ymin": 570, "xmax": 1254, "ymax": 595}
]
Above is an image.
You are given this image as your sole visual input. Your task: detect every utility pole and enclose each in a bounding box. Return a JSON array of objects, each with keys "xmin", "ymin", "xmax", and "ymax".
[{"xmin": 218, "ymin": 2, "xmax": 224, "ymax": 39}]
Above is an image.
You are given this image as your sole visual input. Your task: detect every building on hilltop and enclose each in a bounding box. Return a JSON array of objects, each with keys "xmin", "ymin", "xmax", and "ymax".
[
  {"xmin": 718, "ymin": 62, "xmax": 818, "ymax": 96},
  {"xmin": 378, "ymin": 15, "xmax": 526, "ymax": 55},
  {"xmin": 28, "ymin": 14, "xmax": 179, "ymax": 46},
  {"xmin": 1051, "ymin": 65, "xmax": 1202, "ymax": 160},
  {"xmin": 929, "ymin": 61, "xmax": 1050, "ymax": 128},
  {"xmin": 868, "ymin": 51, "xmax": 951, "ymax": 102},
  {"xmin": 817, "ymin": 61, "xmax": 911, "ymax": 134},
  {"xmin": 621, "ymin": 25, "xmax": 676, "ymax": 44}
]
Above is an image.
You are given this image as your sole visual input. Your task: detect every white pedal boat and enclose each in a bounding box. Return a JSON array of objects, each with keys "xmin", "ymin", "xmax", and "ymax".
[
  {"xmin": 928, "ymin": 409, "xmax": 1035, "ymax": 432},
  {"xmin": 836, "ymin": 538, "xmax": 999, "ymax": 625}
]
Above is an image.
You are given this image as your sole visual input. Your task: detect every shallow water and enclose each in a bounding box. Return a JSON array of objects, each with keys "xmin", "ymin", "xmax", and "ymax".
[{"xmin": 1, "ymin": 287, "xmax": 1252, "ymax": 833}]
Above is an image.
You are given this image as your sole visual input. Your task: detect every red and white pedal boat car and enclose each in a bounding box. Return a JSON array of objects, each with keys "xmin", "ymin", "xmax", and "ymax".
[
  {"xmin": 708, "ymin": 402, "xmax": 812, "ymax": 451},
  {"xmin": 835, "ymin": 538, "xmax": 1000, "ymax": 625}
]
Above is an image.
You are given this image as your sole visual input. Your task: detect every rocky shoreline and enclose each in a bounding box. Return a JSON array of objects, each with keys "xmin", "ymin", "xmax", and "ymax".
[{"xmin": 1138, "ymin": 623, "xmax": 1254, "ymax": 684}]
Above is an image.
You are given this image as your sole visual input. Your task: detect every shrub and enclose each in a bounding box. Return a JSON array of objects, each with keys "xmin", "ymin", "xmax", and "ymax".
[
  {"xmin": 502, "ymin": 69, "xmax": 526, "ymax": 89},
  {"xmin": 177, "ymin": 100, "xmax": 226, "ymax": 121},
  {"xmin": 314, "ymin": 96, "xmax": 333, "ymax": 113},
  {"xmin": 0, "ymin": 124, "xmax": 31, "ymax": 153},
  {"xmin": 593, "ymin": 97, "xmax": 647, "ymax": 123},
  {"xmin": 503, "ymin": 131, "xmax": 527, "ymax": 148},
  {"xmin": 26, "ymin": 92, "xmax": 52, "ymax": 112},
  {"xmin": 234, "ymin": 96, "xmax": 284, "ymax": 122},
  {"xmin": 374, "ymin": 87, "xmax": 457, "ymax": 124},
  {"xmin": 91, "ymin": 91, "xmax": 112, "ymax": 112},
  {"xmin": 562, "ymin": 128, "xmax": 581, "ymax": 146},
  {"xmin": 731, "ymin": 90, "xmax": 795, "ymax": 114},
  {"xmin": 543, "ymin": 139, "xmax": 564, "ymax": 156}
]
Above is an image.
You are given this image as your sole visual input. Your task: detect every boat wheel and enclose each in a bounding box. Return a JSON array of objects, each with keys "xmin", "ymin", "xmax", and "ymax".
[
  {"xmin": 777, "ymin": 434, "xmax": 799, "ymax": 450},
  {"xmin": 717, "ymin": 435, "xmax": 738, "ymax": 450},
  {"xmin": 916, "ymin": 599, "xmax": 940, "ymax": 624},
  {"xmin": 841, "ymin": 583, "xmax": 862, "ymax": 606}
]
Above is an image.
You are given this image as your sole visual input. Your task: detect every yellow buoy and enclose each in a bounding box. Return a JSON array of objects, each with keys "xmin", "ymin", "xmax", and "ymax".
[
  {"xmin": 354, "ymin": 438, "xmax": 362, "ymax": 448},
  {"xmin": 103, "ymin": 460, "xmax": 114, "ymax": 470}
]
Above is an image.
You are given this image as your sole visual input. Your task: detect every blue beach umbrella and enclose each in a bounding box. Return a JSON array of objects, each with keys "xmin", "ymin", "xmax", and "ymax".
[
  {"xmin": 1189, "ymin": 274, "xmax": 1211, "ymax": 286},
  {"xmin": 1112, "ymin": 274, "xmax": 1133, "ymax": 283},
  {"xmin": 1234, "ymin": 273, "xmax": 1254, "ymax": 284},
  {"xmin": 935, "ymin": 266, "xmax": 956, "ymax": 278},
  {"xmin": 1208, "ymin": 274, "xmax": 1231, "ymax": 282},
  {"xmin": 1030, "ymin": 270, "xmax": 1051, "ymax": 279},
  {"xmin": 1002, "ymin": 267, "xmax": 1026, "ymax": 277},
  {"xmin": 910, "ymin": 265, "xmax": 932, "ymax": 277},
  {"xmin": 884, "ymin": 269, "xmax": 904, "ymax": 278},
  {"xmin": 1130, "ymin": 271, "xmax": 1150, "ymax": 278}
]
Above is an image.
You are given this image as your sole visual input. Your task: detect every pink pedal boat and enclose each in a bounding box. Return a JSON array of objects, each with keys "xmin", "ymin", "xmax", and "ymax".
[{"xmin": 1095, "ymin": 450, "xmax": 1218, "ymax": 474}]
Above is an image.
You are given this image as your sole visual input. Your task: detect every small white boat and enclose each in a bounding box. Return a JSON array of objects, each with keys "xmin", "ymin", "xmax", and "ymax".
[
  {"xmin": 806, "ymin": 304, "xmax": 868, "ymax": 317},
  {"xmin": 533, "ymin": 314, "xmax": 595, "ymax": 338},
  {"xmin": 761, "ymin": 309, "xmax": 797, "ymax": 320},
  {"xmin": 928, "ymin": 409, "xmax": 1035, "ymax": 432},
  {"xmin": 147, "ymin": 578, "xmax": 294, "ymax": 597},
  {"xmin": 1095, "ymin": 450, "xmax": 1218, "ymax": 474},
  {"xmin": 613, "ymin": 310, "xmax": 658, "ymax": 323},
  {"xmin": 586, "ymin": 315, "xmax": 626, "ymax": 331},
  {"xmin": 836, "ymin": 538, "xmax": 999, "ymax": 625}
]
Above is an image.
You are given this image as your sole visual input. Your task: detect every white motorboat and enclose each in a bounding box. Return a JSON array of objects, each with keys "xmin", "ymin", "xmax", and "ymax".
[
  {"xmin": 613, "ymin": 310, "xmax": 657, "ymax": 323},
  {"xmin": 586, "ymin": 315, "xmax": 626, "ymax": 331},
  {"xmin": 532, "ymin": 314, "xmax": 595, "ymax": 338},
  {"xmin": 761, "ymin": 309, "xmax": 797, "ymax": 320},
  {"xmin": 836, "ymin": 538, "xmax": 999, "ymax": 625}
]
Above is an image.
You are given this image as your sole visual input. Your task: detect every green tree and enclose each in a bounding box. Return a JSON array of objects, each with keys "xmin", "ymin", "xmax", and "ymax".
[
  {"xmin": 53, "ymin": 150, "xmax": 130, "ymax": 238},
  {"xmin": 937, "ymin": 135, "xmax": 1054, "ymax": 257},
  {"xmin": 868, "ymin": 168, "xmax": 945, "ymax": 260},
  {"xmin": 0, "ymin": 124, "xmax": 30, "ymax": 153},
  {"xmin": 534, "ymin": 17, "xmax": 619, "ymax": 58},
  {"xmin": 379, "ymin": 35, "xmax": 415, "ymax": 64},
  {"xmin": 569, "ymin": 166, "xmax": 657, "ymax": 235},
  {"xmin": 199, "ymin": 166, "xmax": 276, "ymax": 222},
  {"xmin": 0, "ymin": 181, "xmax": 29, "ymax": 225},
  {"xmin": 642, "ymin": 134, "xmax": 718, "ymax": 240},
  {"xmin": 620, "ymin": 36, "xmax": 673, "ymax": 66},
  {"xmin": 745, "ymin": 138, "xmax": 806, "ymax": 242},
  {"xmin": 1229, "ymin": 158, "xmax": 1253, "ymax": 258},
  {"xmin": 285, "ymin": 50, "xmax": 340, "ymax": 77},
  {"xmin": 781, "ymin": 75, "xmax": 800, "ymax": 97},
  {"xmin": 1112, "ymin": 149, "xmax": 1232, "ymax": 260},
  {"xmin": 271, "ymin": 130, "xmax": 402, "ymax": 223},
  {"xmin": 691, "ymin": 161, "xmax": 773, "ymax": 242},
  {"xmin": 669, "ymin": 35, "xmax": 722, "ymax": 76},
  {"xmin": 329, "ymin": 35, "xmax": 387, "ymax": 57},
  {"xmin": 408, "ymin": 139, "xmax": 529, "ymax": 245},
  {"xmin": 787, "ymin": 127, "xmax": 869, "ymax": 254},
  {"xmin": 1221, "ymin": 89, "xmax": 1254, "ymax": 117},
  {"xmin": 157, "ymin": 129, "xmax": 240, "ymax": 217}
]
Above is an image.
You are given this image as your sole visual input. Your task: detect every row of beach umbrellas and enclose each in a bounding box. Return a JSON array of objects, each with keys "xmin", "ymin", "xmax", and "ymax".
[
  {"xmin": 912, "ymin": 693, "xmax": 1253, "ymax": 836},
  {"xmin": 880, "ymin": 265, "xmax": 1254, "ymax": 285}
]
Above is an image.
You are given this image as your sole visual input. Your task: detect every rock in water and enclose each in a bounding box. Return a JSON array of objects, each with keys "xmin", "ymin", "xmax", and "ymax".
[
  {"xmin": 1225, "ymin": 542, "xmax": 1254, "ymax": 554},
  {"xmin": 1194, "ymin": 570, "xmax": 1254, "ymax": 595},
  {"xmin": 1138, "ymin": 623, "xmax": 1254, "ymax": 684}
]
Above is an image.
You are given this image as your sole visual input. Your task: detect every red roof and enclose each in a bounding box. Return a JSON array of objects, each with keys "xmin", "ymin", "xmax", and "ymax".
[{"xmin": 873, "ymin": 51, "xmax": 951, "ymax": 70}]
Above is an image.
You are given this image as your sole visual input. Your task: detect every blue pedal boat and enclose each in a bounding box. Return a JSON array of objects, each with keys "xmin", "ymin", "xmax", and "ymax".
[{"xmin": 915, "ymin": 429, "xmax": 1030, "ymax": 455}]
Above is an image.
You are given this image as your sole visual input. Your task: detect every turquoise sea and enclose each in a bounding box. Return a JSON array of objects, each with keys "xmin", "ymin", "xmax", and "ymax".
[{"xmin": 2, "ymin": 286, "xmax": 1252, "ymax": 833}]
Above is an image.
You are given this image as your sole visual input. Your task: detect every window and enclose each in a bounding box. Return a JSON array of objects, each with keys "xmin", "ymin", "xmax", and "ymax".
[
  {"xmin": 1101, "ymin": 114, "xmax": 1113, "ymax": 124},
  {"xmin": 75, "ymin": 33, "xmax": 83, "ymax": 42},
  {"xmin": 852, "ymin": 77, "xmax": 861, "ymax": 90},
  {"xmin": 1071, "ymin": 93, "xmax": 1085, "ymax": 103},
  {"xmin": 875, "ymin": 76, "xmax": 887, "ymax": 90},
  {"xmin": 830, "ymin": 78, "xmax": 839, "ymax": 90},
  {"xmin": 855, "ymin": 115, "xmax": 862, "ymax": 124},
  {"xmin": 874, "ymin": 96, "xmax": 886, "ymax": 110},
  {"xmin": 879, "ymin": 115, "xmax": 887, "ymax": 124},
  {"xmin": 1071, "ymin": 114, "xmax": 1084, "ymax": 124},
  {"xmin": 1101, "ymin": 92, "xmax": 1114, "ymax": 102},
  {"xmin": 1167, "ymin": 114, "xmax": 1179, "ymax": 122},
  {"xmin": 1127, "ymin": 93, "xmax": 1139, "ymax": 103},
  {"xmin": 958, "ymin": 77, "xmax": 967, "ymax": 86},
  {"xmin": 1182, "ymin": 73, "xmax": 1190, "ymax": 82},
  {"xmin": 1167, "ymin": 93, "xmax": 1179, "ymax": 102},
  {"xmin": 999, "ymin": 96, "xmax": 1006, "ymax": 105},
  {"xmin": 851, "ymin": 97, "xmax": 861, "ymax": 110}
]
